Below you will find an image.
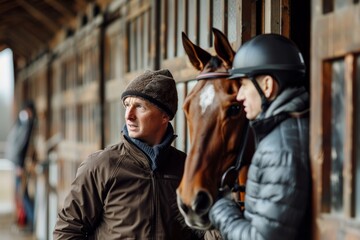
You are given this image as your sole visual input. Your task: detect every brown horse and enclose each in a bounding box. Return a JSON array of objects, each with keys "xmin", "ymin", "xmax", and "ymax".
[{"xmin": 176, "ymin": 28, "xmax": 255, "ymax": 230}]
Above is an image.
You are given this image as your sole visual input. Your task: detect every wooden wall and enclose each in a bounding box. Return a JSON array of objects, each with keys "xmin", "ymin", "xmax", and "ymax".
[{"xmin": 311, "ymin": 0, "xmax": 360, "ymax": 239}]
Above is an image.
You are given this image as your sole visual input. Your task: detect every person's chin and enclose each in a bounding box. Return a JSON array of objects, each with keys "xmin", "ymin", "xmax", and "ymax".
[
  {"xmin": 128, "ymin": 131, "xmax": 140, "ymax": 139},
  {"xmin": 246, "ymin": 113, "xmax": 255, "ymax": 120}
]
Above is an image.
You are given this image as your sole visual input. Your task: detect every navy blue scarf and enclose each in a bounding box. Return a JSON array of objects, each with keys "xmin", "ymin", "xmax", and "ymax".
[{"xmin": 122, "ymin": 124, "xmax": 175, "ymax": 170}]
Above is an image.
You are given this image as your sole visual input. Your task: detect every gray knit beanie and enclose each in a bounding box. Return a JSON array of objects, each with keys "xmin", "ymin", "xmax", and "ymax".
[{"xmin": 121, "ymin": 69, "xmax": 178, "ymax": 120}]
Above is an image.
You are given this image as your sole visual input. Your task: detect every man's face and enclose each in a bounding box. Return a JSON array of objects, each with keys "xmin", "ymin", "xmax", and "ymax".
[
  {"xmin": 236, "ymin": 78, "xmax": 262, "ymax": 120},
  {"xmin": 124, "ymin": 97, "xmax": 169, "ymax": 146}
]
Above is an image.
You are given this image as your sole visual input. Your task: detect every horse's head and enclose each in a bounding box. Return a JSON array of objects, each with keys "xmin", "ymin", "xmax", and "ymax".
[{"xmin": 176, "ymin": 28, "xmax": 254, "ymax": 230}]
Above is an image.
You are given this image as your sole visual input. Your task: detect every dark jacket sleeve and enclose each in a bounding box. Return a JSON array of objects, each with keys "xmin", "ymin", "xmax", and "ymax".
[
  {"xmin": 209, "ymin": 119, "xmax": 310, "ymax": 240},
  {"xmin": 53, "ymin": 152, "xmax": 107, "ymax": 239},
  {"xmin": 210, "ymin": 198, "xmax": 260, "ymax": 240}
]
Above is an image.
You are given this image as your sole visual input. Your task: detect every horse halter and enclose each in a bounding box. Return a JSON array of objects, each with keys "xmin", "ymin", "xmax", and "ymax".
[
  {"xmin": 218, "ymin": 120, "xmax": 250, "ymax": 208},
  {"xmin": 196, "ymin": 71, "xmax": 230, "ymax": 80}
]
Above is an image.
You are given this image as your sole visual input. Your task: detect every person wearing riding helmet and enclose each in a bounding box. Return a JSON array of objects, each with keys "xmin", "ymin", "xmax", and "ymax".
[{"xmin": 209, "ymin": 34, "xmax": 311, "ymax": 240}]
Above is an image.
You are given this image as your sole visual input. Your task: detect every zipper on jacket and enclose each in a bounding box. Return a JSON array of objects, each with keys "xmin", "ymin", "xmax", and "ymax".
[{"xmin": 150, "ymin": 171, "xmax": 157, "ymax": 239}]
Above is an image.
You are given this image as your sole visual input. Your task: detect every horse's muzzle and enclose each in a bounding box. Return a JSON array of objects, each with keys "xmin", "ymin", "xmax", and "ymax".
[{"xmin": 176, "ymin": 190, "xmax": 213, "ymax": 230}]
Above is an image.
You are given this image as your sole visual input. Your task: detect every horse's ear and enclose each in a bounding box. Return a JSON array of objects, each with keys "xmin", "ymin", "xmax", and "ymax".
[
  {"xmin": 182, "ymin": 32, "xmax": 212, "ymax": 71},
  {"xmin": 212, "ymin": 28, "xmax": 235, "ymax": 68}
]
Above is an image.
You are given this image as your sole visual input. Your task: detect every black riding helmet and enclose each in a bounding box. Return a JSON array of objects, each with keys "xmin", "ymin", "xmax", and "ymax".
[{"xmin": 230, "ymin": 34, "xmax": 306, "ymax": 112}]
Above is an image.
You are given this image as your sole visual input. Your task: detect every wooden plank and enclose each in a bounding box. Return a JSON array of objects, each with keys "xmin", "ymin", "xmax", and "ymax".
[
  {"xmin": 166, "ymin": 0, "xmax": 176, "ymax": 59},
  {"xmin": 199, "ymin": 0, "xmax": 211, "ymax": 48},
  {"xmin": 264, "ymin": 0, "xmax": 281, "ymax": 34},
  {"xmin": 4, "ymin": 32, "xmax": 33, "ymax": 57},
  {"xmin": 344, "ymin": 54, "xmax": 355, "ymax": 218},
  {"xmin": 44, "ymin": 0, "xmax": 76, "ymax": 19},
  {"xmin": 16, "ymin": 0, "xmax": 60, "ymax": 32},
  {"xmin": 151, "ymin": 0, "xmax": 160, "ymax": 69},
  {"xmin": 177, "ymin": 0, "xmax": 186, "ymax": 56},
  {"xmin": 239, "ymin": 0, "xmax": 253, "ymax": 47},
  {"xmin": 136, "ymin": 15, "xmax": 143, "ymax": 69},
  {"xmin": 226, "ymin": 0, "xmax": 237, "ymax": 43},
  {"xmin": 126, "ymin": 1, "xmax": 150, "ymax": 21},
  {"xmin": 143, "ymin": 11, "xmax": 149, "ymax": 69},
  {"xmin": 212, "ymin": 0, "xmax": 225, "ymax": 34},
  {"xmin": 321, "ymin": 61, "xmax": 332, "ymax": 213},
  {"xmin": 281, "ymin": 0, "xmax": 290, "ymax": 37}
]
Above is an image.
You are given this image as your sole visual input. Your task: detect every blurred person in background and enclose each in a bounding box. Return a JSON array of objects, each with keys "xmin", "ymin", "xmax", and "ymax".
[{"xmin": 5, "ymin": 100, "xmax": 37, "ymax": 233}]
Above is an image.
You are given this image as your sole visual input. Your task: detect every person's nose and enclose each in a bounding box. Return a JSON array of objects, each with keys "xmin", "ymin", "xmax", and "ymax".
[
  {"xmin": 236, "ymin": 87, "xmax": 245, "ymax": 102},
  {"xmin": 125, "ymin": 106, "xmax": 135, "ymax": 120}
]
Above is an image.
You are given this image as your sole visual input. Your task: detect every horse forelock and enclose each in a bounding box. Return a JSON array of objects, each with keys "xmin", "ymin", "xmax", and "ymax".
[
  {"xmin": 208, "ymin": 56, "xmax": 222, "ymax": 68},
  {"xmin": 200, "ymin": 55, "xmax": 227, "ymax": 74}
]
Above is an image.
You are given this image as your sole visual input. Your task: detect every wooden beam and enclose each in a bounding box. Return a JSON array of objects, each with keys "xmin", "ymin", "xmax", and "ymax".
[
  {"xmin": 0, "ymin": 1, "xmax": 18, "ymax": 15},
  {"xmin": 21, "ymin": 20, "xmax": 53, "ymax": 41},
  {"xmin": 0, "ymin": 43, "xmax": 8, "ymax": 52},
  {"xmin": 0, "ymin": 14, "xmax": 53, "ymax": 42},
  {"xmin": 16, "ymin": 0, "xmax": 60, "ymax": 32},
  {"xmin": 6, "ymin": 31, "xmax": 34, "ymax": 51},
  {"xmin": 3, "ymin": 35, "xmax": 32, "ymax": 58},
  {"xmin": 16, "ymin": 27, "xmax": 47, "ymax": 47},
  {"xmin": 44, "ymin": 0, "xmax": 76, "ymax": 19},
  {"xmin": 5, "ymin": 29, "xmax": 48, "ymax": 59},
  {"xmin": 264, "ymin": 0, "xmax": 281, "ymax": 34},
  {"xmin": 238, "ymin": 0, "xmax": 253, "ymax": 46},
  {"xmin": 73, "ymin": 0, "xmax": 88, "ymax": 12}
]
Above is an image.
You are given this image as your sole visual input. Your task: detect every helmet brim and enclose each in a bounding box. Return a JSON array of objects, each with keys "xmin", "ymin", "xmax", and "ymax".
[{"xmin": 228, "ymin": 73, "xmax": 247, "ymax": 79}]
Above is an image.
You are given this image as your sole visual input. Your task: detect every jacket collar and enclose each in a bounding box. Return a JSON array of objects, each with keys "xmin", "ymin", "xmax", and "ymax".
[
  {"xmin": 122, "ymin": 124, "xmax": 176, "ymax": 170},
  {"xmin": 250, "ymin": 113, "xmax": 289, "ymax": 142},
  {"xmin": 250, "ymin": 86, "xmax": 309, "ymax": 142},
  {"xmin": 264, "ymin": 86, "xmax": 309, "ymax": 118}
]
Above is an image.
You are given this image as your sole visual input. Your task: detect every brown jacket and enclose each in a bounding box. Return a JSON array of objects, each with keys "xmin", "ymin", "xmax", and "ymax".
[{"xmin": 53, "ymin": 134, "xmax": 200, "ymax": 239}]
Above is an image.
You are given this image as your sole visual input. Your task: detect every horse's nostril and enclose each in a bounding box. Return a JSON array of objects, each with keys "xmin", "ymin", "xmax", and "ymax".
[
  {"xmin": 177, "ymin": 195, "xmax": 189, "ymax": 214},
  {"xmin": 193, "ymin": 191, "xmax": 213, "ymax": 215}
]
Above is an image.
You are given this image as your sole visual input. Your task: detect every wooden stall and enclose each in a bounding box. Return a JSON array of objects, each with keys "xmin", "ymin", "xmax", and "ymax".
[{"xmin": 310, "ymin": 0, "xmax": 360, "ymax": 239}]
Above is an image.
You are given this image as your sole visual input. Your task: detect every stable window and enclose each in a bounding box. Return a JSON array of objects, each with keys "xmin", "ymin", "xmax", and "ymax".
[
  {"xmin": 322, "ymin": 55, "xmax": 360, "ymax": 218},
  {"xmin": 330, "ymin": 59, "xmax": 345, "ymax": 214},
  {"xmin": 322, "ymin": 59, "xmax": 345, "ymax": 215}
]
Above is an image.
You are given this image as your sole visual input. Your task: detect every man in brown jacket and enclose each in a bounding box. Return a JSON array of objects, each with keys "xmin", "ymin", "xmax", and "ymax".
[{"xmin": 53, "ymin": 69, "xmax": 202, "ymax": 239}]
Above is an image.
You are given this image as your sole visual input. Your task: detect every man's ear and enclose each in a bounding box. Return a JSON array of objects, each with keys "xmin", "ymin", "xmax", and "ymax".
[
  {"xmin": 162, "ymin": 113, "xmax": 170, "ymax": 124},
  {"xmin": 263, "ymin": 75, "xmax": 278, "ymax": 100}
]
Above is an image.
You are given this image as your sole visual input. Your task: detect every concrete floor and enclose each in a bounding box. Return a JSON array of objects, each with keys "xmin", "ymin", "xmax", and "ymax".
[
  {"xmin": 0, "ymin": 160, "xmax": 35, "ymax": 240},
  {"xmin": 0, "ymin": 210, "xmax": 35, "ymax": 240}
]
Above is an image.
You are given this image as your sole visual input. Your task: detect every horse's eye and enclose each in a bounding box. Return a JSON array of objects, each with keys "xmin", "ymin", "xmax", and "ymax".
[{"xmin": 226, "ymin": 103, "xmax": 241, "ymax": 117}]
